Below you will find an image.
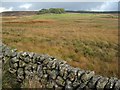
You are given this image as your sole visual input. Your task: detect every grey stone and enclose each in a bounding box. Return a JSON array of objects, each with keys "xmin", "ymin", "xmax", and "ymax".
[
  {"xmin": 72, "ymin": 80, "xmax": 81, "ymax": 88},
  {"xmin": 63, "ymin": 70, "xmax": 68, "ymax": 80},
  {"xmin": 51, "ymin": 61, "xmax": 57, "ymax": 69},
  {"xmin": 43, "ymin": 66, "xmax": 47, "ymax": 70},
  {"xmin": 17, "ymin": 74, "xmax": 24, "ymax": 82},
  {"xmin": 16, "ymin": 52, "xmax": 22, "ymax": 59},
  {"xmin": 39, "ymin": 55, "xmax": 46, "ymax": 62},
  {"xmin": 81, "ymin": 71, "xmax": 95, "ymax": 83},
  {"xmin": 23, "ymin": 57, "xmax": 30, "ymax": 63},
  {"xmin": 56, "ymin": 76, "xmax": 65, "ymax": 86},
  {"xmin": 37, "ymin": 65, "xmax": 43, "ymax": 72},
  {"xmin": 105, "ymin": 77, "xmax": 118, "ymax": 89},
  {"xmin": 77, "ymin": 70, "xmax": 85, "ymax": 80},
  {"xmin": 32, "ymin": 53, "xmax": 39, "ymax": 59},
  {"xmin": 67, "ymin": 70, "xmax": 76, "ymax": 82},
  {"xmin": 65, "ymin": 80, "xmax": 73, "ymax": 89},
  {"xmin": 11, "ymin": 57, "xmax": 19, "ymax": 63},
  {"xmin": 114, "ymin": 80, "xmax": 120, "ymax": 90},
  {"xmin": 58, "ymin": 63, "xmax": 65, "ymax": 71},
  {"xmin": 42, "ymin": 74, "xmax": 48, "ymax": 80},
  {"xmin": 49, "ymin": 70, "xmax": 57, "ymax": 80},
  {"xmin": 65, "ymin": 86, "xmax": 73, "ymax": 90},
  {"xmin": 51, "ymin": 62, "xmax": 56, "ymax": 69},
  {"xmin": 59, "ymin": 66, "xmax": 68, "ymax": 77},
  {"xmin": 9, "ymin": 68, "xmax": 17, "ymax": 74},
  {"xmin": 54, "ymin": 84, "xmax": 63, "ymax": 90},
  {"xmin": 59, "ymin": 67, "xmax": 65, "ymax": 77},
  {"xmin": 79, "ymin": 82, "xmax": 88, "ymax": 89},
  {"xmin": 43, "ymin": 69, "xmax": 47, "ymax": 74},
  {"xmin": 17, "ymin": 68, "xmax": 24, "ymax": 75},
  {"xmin": 46, "ymin": 61, "xmax": 53, "ymax": 69},
  {"xmin": 19, "ymin": 60, "xmax": 26, "ymax": 67},
  {"xmin": 46, "ymin": 83, "xmax": 54, "ymax": 88},
  {"xmin": 46, "ymin": 70, "xmax": 51, "ymax": 74},
  {"xmin": 87, "ymin": 75, "xmax": 102, "ymax": 89},
  {"xmin": 32, "ymin": 53, "xmax": 41, "ymax": 63},
  {"xmin": 5, "ymin": 50, "xmax": 12, "ymax": 57},
  {"xmin": 32, "ymin": 64, "xmax": 37, "ymax": 71},
  {"xmin": 28, "ymin": 52, "xmax": 34, "ymax": 58},
  {"xmin": 96, "ymin": 77, "xmax": 109, "ymax": 89},
  {"xmin": 46, "ymin": 80, "xmax": 55, "ymax": 88},
  {"xmin": 25, "ymin": 64, "xmax": 32, "ymax": 71},
  {"xmin": 40, "ymin": 78, "xmax": 48, "ymax": 85},
  {"xmin": 76, "ymin": 83, "xmax": 86, "ymax": 89},
  {"xmin": 21, "ymin": 52, "xmax": 28, "ymax": 57},
  {"xmin": 40, "ymin": 55, "xmax": 50, "ymax": 61},
  {"xmin": 25, "ymin": 70, "xmax": 30, "ymax": 76},
  {"xmin": 26, "ymin": 71, "xmax": 34, "ymax": 79},
  {"xmin": 12, "ymin": 63, "xmax": 18, "ymax": 69},
  {"xmin": 11, "ymin": 51, "xmax": 17, "ymax": 57},
  {"xmin": 43, "ymin": 58, "xmax": 51, "ymax": 65}
]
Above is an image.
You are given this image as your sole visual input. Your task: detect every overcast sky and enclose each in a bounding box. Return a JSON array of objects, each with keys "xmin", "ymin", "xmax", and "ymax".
[{"xmin": 0, "ymin": 2, "xmax": 119, "ymax": 12}]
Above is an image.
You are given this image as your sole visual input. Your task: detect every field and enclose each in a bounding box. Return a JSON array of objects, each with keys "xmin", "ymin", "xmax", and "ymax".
[{"xmin": 2, "ymin": 13, "xmax": 119, "ymax": 78}]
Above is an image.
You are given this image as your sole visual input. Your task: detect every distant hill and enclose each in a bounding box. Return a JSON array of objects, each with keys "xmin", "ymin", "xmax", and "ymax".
[
  {"xmin": 1, "ymin": 10, "xmax": 119, "ymax": 16},
  {"xmin": 66, "ymin": 10, "xmax": 119, "ymax": 14},
  {"xmin": 1, "ymin": 11, "xmax": 38, "ymax": 16}
]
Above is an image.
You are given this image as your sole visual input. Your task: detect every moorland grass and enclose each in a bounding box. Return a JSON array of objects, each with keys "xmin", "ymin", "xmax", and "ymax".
[{"xmin": 2, "ymin": 13, "xmax": 119, "ymax": 78}]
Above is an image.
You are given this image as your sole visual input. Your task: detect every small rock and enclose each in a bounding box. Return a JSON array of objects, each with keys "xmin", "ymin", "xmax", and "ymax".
[
  {"xmin": 21, "ymin": 52, "xmax": 28, "ymax": 57},
  {"xmin": 46, "ymin": 80, "xmax": 55, "ymax": 88},
  {"xmin": 56, "ymin": 76, "xmax": 65, "ymax": 86},
  {"xmin": 81, "ymin": 71, "xmax": 95, "ymax": 83},
  {"xmin": 17, "ymin": 74, "xmax": 24, "ymax": 82},
  {"xmin": 114, "ymin": 80, "xmax": 120, "ymax": 90},
  {"xmin": 68, "ymin": 70, "xmax": 76, "ymax": 82},
  {"xmin": 65, "ymin": 80, "xmax": 73, "ymax": 89},
  {"xmin": 72, "ymin": 80, "xmax": 81, "ymax": 88},
  {"xmin": 87, "ymin": 75, "xmax": 102, "ymax": 89},
  {"xmin": 11, "ymin": 57, "xmax": 19, "ymax": 63},
  {"xmin": 49, "ymin": 70, "xmax": 58, "ymax": 80},
  {"xmin": 29, "ymin": 52, "xmax": 34, "ymax": 58},
  {"xmin": 43, "ymin": 58, "xmax": 51, "ymax": 65},
  {"xmin": 96, "ymin": 77, "xmax": 109, "ymax": 89},
  {"xmin": 9, "ymin": 68, "xmax": 17, "ymax": 74},
  {"xmin": 105, "ymin": 77, "xmax": 117, "ymax": 89},
  {"xmin": 12, "ymin": 63, "xmax": 18, "ymax": 69},
  {"xmin": 32, "ymin": 64, "xmax": 38, "ymax": 71},
  {"xmin": 42, "ymin": 74, "xmax": 48, "ymax": 80},
  {"xmin": 23, "ymin": 57, "xmax": 30, "ymax": 63},
  {"xmin": 17, "ymin": 68, "xmax": 24, "ymax": 75},
  {"xmin": 19, "ymin": 60, "xmax": 26, "ymax": 67},
  {"xmin": 77, "ymin": 70, "xmax": 85, "ymax": 80}
]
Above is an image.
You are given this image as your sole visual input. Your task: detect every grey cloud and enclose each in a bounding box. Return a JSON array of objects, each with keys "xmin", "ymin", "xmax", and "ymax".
[{"xmin": 2, "ymin": 2, "xmax": 119, "ymax": 11}]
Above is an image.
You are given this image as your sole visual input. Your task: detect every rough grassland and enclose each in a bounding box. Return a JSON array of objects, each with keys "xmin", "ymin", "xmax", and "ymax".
[{"xmin": 2, "ymin": 13, "xmax": 119, "ymax": 78}]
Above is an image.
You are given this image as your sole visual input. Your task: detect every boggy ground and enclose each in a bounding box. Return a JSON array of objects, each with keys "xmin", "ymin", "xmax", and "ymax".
[{"xmin": 2, "ymin": 13, "xmax": 119, "ymax": 78}]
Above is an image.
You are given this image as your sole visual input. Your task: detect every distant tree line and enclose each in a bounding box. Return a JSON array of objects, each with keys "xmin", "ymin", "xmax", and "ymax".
[{"xmin": 38, "ymin": 8, "xmax": 65, "ymax": 14}]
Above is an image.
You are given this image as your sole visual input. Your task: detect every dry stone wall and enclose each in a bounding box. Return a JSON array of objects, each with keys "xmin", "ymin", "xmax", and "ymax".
[{"xmin": 2, "ymin": 44, "xmax": 120, "ymax": 90}]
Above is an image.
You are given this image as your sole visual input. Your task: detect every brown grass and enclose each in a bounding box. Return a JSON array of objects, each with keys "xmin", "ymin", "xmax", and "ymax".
[{"xmin": 2, "ymin": 13, "xmax": 119, "ymax": 78}]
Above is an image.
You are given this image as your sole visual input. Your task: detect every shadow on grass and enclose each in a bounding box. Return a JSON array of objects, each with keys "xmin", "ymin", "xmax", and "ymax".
[
  {"xmin": 2, "ymin": 71, "xmax": 21, "ymax": 88},
  {"xmin": 2, "ymin": 59, "xmax": 21, "ymax": 88}
]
